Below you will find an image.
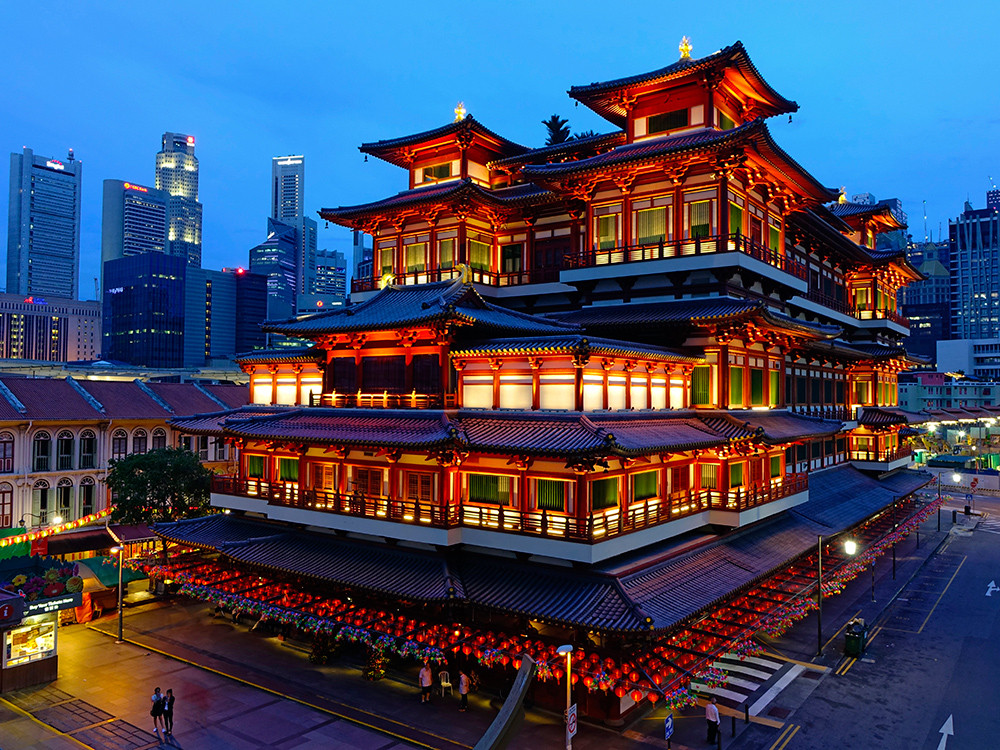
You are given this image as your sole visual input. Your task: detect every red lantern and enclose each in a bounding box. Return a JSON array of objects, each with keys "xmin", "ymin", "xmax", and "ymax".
[
  {"xmin": 554, "ymin": 668, "xmax": 564, "ymax": 681},
  {"xmin": 500, "ymin": 655, "xmax": 510, "ymax": 666},
  {"xmin": 652, "ymin": 672, "xmax": 663, "ymax": 685},
  {"xmin": 462, "ymin": 645, "xmax": 472, "ymax": 656},
  {"xmin": 647, "ymin": 692, "xmax": 660, "ymax": 704},
  {"xmin": 583, "ymin": 676, "xmax": 594, "ymax": 688},
  {"xmin": 513, "ymin": 659, "xmax": 521, "ymax": 669},
  {"xmin": 631, "ymin": 689, "xmax": 644, "ymax": 702},
  {"xmin": 614, "ymin": 686, "xmax": 626, "ymax": 699},
  {"xmin": 571, "ymin": 674, "xmax": 579, "ymax": 685}
]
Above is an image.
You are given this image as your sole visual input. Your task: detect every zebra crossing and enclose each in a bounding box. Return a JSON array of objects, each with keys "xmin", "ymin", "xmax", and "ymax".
[
  {"xmin": 976, "ymin": 514, "xmax": 1000, "ymax": 534},
  {"xmin": 688, "ymin": 652, "xmax": 814, "ymax": 714}
]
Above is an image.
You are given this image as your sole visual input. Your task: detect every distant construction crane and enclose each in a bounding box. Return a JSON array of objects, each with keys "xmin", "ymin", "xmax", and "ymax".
[{"xmin": 94, "ymin": 277, "xmax": 99, "ymax": 300}]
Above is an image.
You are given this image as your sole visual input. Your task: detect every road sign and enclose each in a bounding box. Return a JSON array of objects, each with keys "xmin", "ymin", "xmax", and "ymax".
[
  {"xmin": 971, "ymin": 478, "xmax": 980, "ymax": 489},
  {"xmin": 987, "ymin": 580, "xmax": 999, "ymax": 597},
  {"xmin": 567, "ymin": 703, "xmax": 578, "ymax": 738},
  {"xmin": 967, "ymin": 494, "xmax": 974, "ymax": 504},
  {"xmin": 664, "ymin": 714, "xmax": 674, "ymax": 739}
]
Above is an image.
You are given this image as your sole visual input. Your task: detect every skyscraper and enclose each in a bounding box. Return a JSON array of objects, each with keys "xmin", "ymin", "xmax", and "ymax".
[
  {"xmin": 155, "ymin": 132, "xmax": 203, "ymax": 267},
  {"xmin": 271, "ymin": 155, "xmax": 316, "ymax": 296},
  {"xmin": 314, "ymin": 249, "xmax": 347, "ymax": 299},
  {"xmin": 101, "ymin": 179, "xmax": 169, "ymax": 267},
  {"xmin": 249, "ymin": 217, "xmax": 298, "ymax": 320},
  {"xmin": 950, "ymin": 195, "xmax": 1000, "ymax": 339},
  {"xmin": 7, "ymin": 147, "xmax": 82, "ymax": 299}
]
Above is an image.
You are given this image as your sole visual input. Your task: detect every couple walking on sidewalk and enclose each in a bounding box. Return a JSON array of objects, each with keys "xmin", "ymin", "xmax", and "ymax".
[{"xmin": 150, "ymin": 686, "xmax": 177, "ymax": 737}]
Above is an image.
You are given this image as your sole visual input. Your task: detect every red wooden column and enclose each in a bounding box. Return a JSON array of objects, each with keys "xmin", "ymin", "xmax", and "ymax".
[
  {"xmin": 718, "ymin": 345, "xmax": 730, "ymax": 408},
  {"xmin": 293, "ymin": 365, "xmax": 303, "ymax": 406},
  {"xmin": 574, "ymin": 470, "xmax": 589, "ymax": 540},
  {"xmin": 573, "ymin": 355, "xmax": 587, "ymax": 411},
  {"xmin": 269, "ymin": 365, "xmax": 278, "ymax": 405},
  {"xmin": 602, "ymin": 359, "xmax": 613, "ymax": 410},
  {"xmin": 490, "ymin": 358, "xmax": 502, "ymax": 409},
  {"xmin": 529, "ymin": 358, "xmax": 542, "ymax": 411}
]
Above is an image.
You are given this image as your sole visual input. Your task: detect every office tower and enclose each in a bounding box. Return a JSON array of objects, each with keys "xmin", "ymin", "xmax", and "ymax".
[
  {"xmin": 101, "ymin": 179, "xmax": 169, "ymax": 269},
  {"xmin": 249, "ymin": 217, "xmax": 298, "ymax": 320},
  {"xmin": 0, "ymin": 293, "xmax": 100, "ymax": 361},
  {"xmin": 899, "ymin": 239, "xmax": 950, "ymax": 363},
  {"xmin": 314, "ymin": 249, "xmax": 347, "ymax": 299},
  {"xmin": 271, "ymin": 155, "xmax": 317, "ymax": 295},
  {"xmin": 7, "ymin": 147, "xmax": 82, "ymax": 299},
  {"xmin": 103, "ymin": 254, "xmax": 266, "ymax": 368},
  {"xmin": 155, "ymin": 132, "xmax": 203, "ymax": 267},
  {"xmin": 950, "ymin": 194, "xmax": 1000, "ymax": 339}
]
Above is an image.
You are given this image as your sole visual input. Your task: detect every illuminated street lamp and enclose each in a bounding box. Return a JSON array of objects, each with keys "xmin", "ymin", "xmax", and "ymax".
[
  {"xmin": 818, "ymin": 536, "xmax": 858, "ymax": 656},
  {"xmin": 557, "ymin": 644, "xmax": 574, "ymax": 749},
  {"xmin": 18, "ymin": 513, "xmax": 63, "ymax": 528},
  {"xmin": 109, "ymin": 546, "xmax": 124, "ymax": 643}
]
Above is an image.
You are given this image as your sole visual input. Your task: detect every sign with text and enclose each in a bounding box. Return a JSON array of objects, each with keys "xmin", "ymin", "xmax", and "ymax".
[
  {"xmin": 24, "ymin": 592, "xmax": 82, "ymax": 616},
  {"xmin": 0, "ymin": 596, "xmax": 24, "ymax": 627}
]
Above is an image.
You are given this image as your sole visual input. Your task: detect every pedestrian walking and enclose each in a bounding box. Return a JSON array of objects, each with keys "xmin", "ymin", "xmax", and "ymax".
[
  {"xmin": 705, "ymin": 696, "xmax": 720, "ymax": 745},
  {"xmin": 458, "ymin": 669, "xmax": 470, "ymax": 712},
  {"xmin": 419, "ymin": 660, "xmax": 433, "ymax": 703},
  {"xmin": 162, "ymin": 689, "xmax": 176, "ymax": 736},
  {"xmin": 150, "ymin": 686, "xmax": 165, "ymax": 735}
]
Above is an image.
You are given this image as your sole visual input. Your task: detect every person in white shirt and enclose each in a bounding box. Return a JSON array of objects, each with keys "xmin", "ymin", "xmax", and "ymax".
[
  {"xmin": 706, "ymin": 696, "xmax": 720, "ymax": 744},
  {"xmin": 458, "ymin": 669, "xmax": 470, "ymax": 712},
  {"xmin": 419, "ymin": 661, "xmax": 433, "ymax": 703}
]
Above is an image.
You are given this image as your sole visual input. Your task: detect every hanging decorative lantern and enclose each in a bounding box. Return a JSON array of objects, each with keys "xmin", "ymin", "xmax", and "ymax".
[
  {"xmin": 647, "ymin": 692, "xmax": 660, "ymax": 704},
  {"xmin": 631, "ymin": 689, "xmax": 644, "ymax": 702},
  {"xmin": 614, "ymin": 685, "xmax": 627, "ymax": 699}
]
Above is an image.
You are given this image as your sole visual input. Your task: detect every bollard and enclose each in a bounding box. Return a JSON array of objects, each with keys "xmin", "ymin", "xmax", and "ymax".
[
  {"xmin": 744, "ymin": 703, "xmax": 750, "ymax": 724},
  {"xmin": 732, "ymin": 715, "xmax": 737, "ymax": 735},
  {"xmin": 953, "ymin": 509, "xmax": 958, "ymax": 524}
]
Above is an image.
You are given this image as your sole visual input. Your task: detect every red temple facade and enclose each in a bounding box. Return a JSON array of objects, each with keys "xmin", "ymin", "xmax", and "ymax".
[{"xmin": 163, "ymin": 40, "xmax": 934, "ymax": 722}]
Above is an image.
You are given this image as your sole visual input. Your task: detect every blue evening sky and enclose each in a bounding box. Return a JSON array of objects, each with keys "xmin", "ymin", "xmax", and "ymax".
[{"xmin": 3, "ymin": 1, "xmax": 996, "ymax": 299}]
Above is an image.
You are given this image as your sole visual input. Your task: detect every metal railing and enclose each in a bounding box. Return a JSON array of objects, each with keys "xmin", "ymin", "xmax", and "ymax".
[
  {"xmin": 787, "ymin": 404, "xmax": 854, "ymax": 421},
  {"xmin": 853, "ymin": 307, "xmax": 909, "ymax": 327},
  {"xmin": 351, "ymin": 265, "xmax": 559, "ymax": 293},
  {"xmin": 562, "ymin": 232, "xmax": 809, "ymax": 281},
  {"xmin": 308, "ymin": 392, "xmax": 456, "ymax": 409},
  {"xmin": 213, "ymin": 472, "xmax": 808, "ymax": 543}
]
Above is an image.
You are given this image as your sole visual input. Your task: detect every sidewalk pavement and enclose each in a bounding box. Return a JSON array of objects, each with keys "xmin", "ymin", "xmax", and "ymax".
[{"xmin": 2, "ymin": 499, "xmax": 962, "ymax": 750}]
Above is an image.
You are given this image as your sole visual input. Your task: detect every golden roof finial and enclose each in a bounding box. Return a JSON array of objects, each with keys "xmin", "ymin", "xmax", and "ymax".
[
  {"xmin": 454, "ymin": 101, "xmax": 467, "ymax": 122},
  {"xmin": 838, "ymin": 186, "xmax": 848, "ymax": 204},
  {"xmin": 679, "ymin": 36, "xmax": 693, "ymax": 60}
]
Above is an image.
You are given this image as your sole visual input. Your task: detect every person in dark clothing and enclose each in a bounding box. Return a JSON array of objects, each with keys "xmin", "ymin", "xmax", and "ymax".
[{"xmin": 162, "ymin": 689, "xmax": 176, "ymax": 736}]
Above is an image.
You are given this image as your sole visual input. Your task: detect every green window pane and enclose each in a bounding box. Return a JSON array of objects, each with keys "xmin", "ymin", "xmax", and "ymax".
[
  {"xmin": 768, "ymin": 225, "xmax": 781, "ymax": 252},
  {"xmin": 536, "ymin": 480, "xmax": 565, "ymax": 511},
  {"xmin": 719, "ymin": 112, "xmax": 736, "ymax": 130},
  {"xmin": 770, "ymin": 455, "xmax": 782, "ymax": 478},
  {"xmin": 469, "ymin": 240, "xmax": 491, "ymax": 271},
  {"xmin": 691, "ymin": 366, "xmax": 711, "ymax": 405},
  {"xmin": 632, "ymin": 471, "xmax": 658, "ymax": 501},
  {"xmin": 750, "ymin": 369, "xmax": 765, "ymax": 406},
  {"xmin": 501, "ymin": 243, "xmax": 522, "ymax": 273},
  {"xmin": 689, "ymin": 201, "xmax": 711, "ymax": 239},
  {"xmin": 247, "ymin": 455, "xmax": 265, "ymax": 478},
  {"xmin": 405, "ymin": 243, "xmax": 426, "ymax": 273},
  {"xmin": 729, "ymin": 203, "xmax": 743, "ymax": 235},
  {"xmin": 278, "ymin": 458, "xmax": 298, "ymax": 482},
  {"xmin": 468, "ymin": 474, "xmax": 511, "ymax": 505},
  {"xmin": 769, "ymin": 370, "xmax": 780, "ymax": 406},
  {"xmin": 597, "ymin": 215, "xmax": 617, "ymax": 250},
  {"xmin": 636, "ymin": 207, "xmax": 666, "ymax": 245},
  {"xmin": 439, "ymin": 238, "xmax": 456, "ymax": 269},
  {"xmin": 730, "ymin": 367, "xmax": 744, "ymax": 406},
  {"xmin": 379, "ymin": 248, "xmax": 393, "ymax": 275},
  {"xmin": 700, "ymin": 464, "xmax": 719, "ymax": 490},
  {"xmin": 591, "ymin": 477, "xmax": 618, "ymax": 510},
  {"xmin": 729, "ymin": 462, "xmax": 744, "ymax": 488},
  {"xmin": 422, "ymin": 163, "xmax": 451, "ymax": 182},
  {"xmin": 648, "ymin": 109, "xmax": 688, "ymax": 134}
]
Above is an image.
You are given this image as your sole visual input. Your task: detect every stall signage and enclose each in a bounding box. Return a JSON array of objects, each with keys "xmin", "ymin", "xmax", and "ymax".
[
  {"xmin": 24, "ymin": 592, "xmax": 81, "ymax": 615},
  {"xmin": 0, "ymin": 597, "xmax": 24, "ymax": 626}
]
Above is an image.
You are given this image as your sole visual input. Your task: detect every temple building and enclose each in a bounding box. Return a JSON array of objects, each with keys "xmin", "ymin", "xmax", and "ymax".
[{"xmin": 159, "ymin": 41, "xmax": 944, "ymax": 721}]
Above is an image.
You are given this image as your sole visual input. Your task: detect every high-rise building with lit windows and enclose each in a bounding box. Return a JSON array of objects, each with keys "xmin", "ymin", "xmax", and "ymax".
[
  {"xmin": 155, "ymin": 132, "xmax": 203, "ymax": 267},
  {"xmin": 7, "ymin": 147, "xmax": 82, "ymax": 299},
  {"xmin": 271, "ymin": 155, "xmax": 316, "ymax": 296}
]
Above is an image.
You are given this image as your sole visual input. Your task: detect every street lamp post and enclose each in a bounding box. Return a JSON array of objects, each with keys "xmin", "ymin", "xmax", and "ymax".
[
  {"xmin": 557, "ymin": 644, "xmax": 573, "ymax": 750},
  {"xmin": 818, "ymin": 537, "xmax": 858, "ymax": 657},
  {"xmin": 110, "ymin": 545, "xmax": 124, "ymax": 643},
  {"xmin": 891, "ymin": 496, "xmax": 897, "ymax": 580}
]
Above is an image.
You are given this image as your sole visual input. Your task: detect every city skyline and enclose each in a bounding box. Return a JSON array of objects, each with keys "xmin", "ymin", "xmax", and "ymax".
[{"xmin": 2, "ymin": 2, "xmax": 999, "ymax": 299}]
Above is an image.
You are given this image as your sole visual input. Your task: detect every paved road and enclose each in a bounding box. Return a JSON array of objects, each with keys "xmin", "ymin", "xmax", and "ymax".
[{"xmin": 730, "ymin": 496, "xmax": 1000, "ymax": 750}]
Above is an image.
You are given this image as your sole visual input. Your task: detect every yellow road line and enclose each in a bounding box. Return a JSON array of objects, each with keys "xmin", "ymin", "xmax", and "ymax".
[
  {"xmin": 761, "ymin": 650, "xmax": 828, "ymax": 671},
  {"xmin": 750, "ymin": 714, "xmax": 786, "ymax": 728},
  {"xmin": 87, "ymin": 625, "xmax": 470, "ymax": 750},
  {"xmin": 918, "ymin": 556, "xmax": 966, "ymax": 634},
  {"xmin": 823, "ymin": 609, "xmax": 863, "ymax": 651},
  {"xmin": 0, "ymin": 696, "xmax": 92, "ymax": 749},
  {"xmin": 770, "ymin": 723, "xmax": 801, "ymax": 750},
  {"xmin": 834, "ymin": 657, "xmax": 856, "ymax": 676},
  {"xmin": 867, "ymin": 625, "xmax": 884, "ymax": 645}
]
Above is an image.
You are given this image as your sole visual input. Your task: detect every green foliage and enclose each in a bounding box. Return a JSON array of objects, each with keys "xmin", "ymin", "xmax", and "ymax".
[
  {"xmin": 542, "ymin": 114, "xmax": 571, "ymax": 145},
  {"xmin": 574, "ymin": 130, "xmax": 599, "ymax": 139},
  {"xmin": 105, "ymin": 447, "xmax": 213, "ymax": 525}
]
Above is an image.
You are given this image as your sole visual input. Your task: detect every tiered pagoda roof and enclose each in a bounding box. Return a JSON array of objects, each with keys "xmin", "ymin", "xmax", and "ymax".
[
  {"xmin": 856, "ymin": 406, "xmax": 929, "ymax": 427},
  {"xmin": 263, "ymin": 276, "xmax": 577, "ymax": 337},
  {"xmin": 358, "ymin": 115, "xmax": 528, "ymax": 167},
  {"xmin": 172, "ymin": 407, "xmax": 843, "ymax": 459},
  {"xmin": 568, "ymin": 41, "xmax": 798, "ymax": 127}
]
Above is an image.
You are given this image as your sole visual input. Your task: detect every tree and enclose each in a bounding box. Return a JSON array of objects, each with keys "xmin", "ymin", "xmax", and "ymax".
[
  {"xmin": 106, "ymin": 447, "xmax": 213, "ymax": 525},
  {"xmin": 574, "ymin": 130, "xmax": 599, "ymax": 140},
  {"xmin": 542, "ymin": 114, "xmax": 571, "ymax": 145}
]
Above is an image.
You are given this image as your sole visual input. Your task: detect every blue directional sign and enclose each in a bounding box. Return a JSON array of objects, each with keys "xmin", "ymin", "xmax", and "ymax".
[
  {"xmin": 967, "ymin": 493, "xmax": 974, "ymax": 504},
  {"xmin": 665, "ymin": 714, "xmax": 674, "ymax": 739}
]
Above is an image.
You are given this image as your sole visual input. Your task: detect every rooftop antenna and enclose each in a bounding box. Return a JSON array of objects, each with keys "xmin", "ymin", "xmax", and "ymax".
[
  {"xmin": 94, "ymin": 277, "xmax": 99, "ymax": 300},
  {"xmin": 923, "ymin": 199, "xmax": 928, "ymax": 242}
]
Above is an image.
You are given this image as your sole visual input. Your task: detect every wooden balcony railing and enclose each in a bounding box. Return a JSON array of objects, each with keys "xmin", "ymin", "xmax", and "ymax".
[
  {"xmin": 309, "ymin": 392, "xmax": 456, "ymax": 409},
  {"xmin": 787, "ymin": 404, "xmax": 854, "ymax": 421},
  {"xmin": 853, "ymin": 307, "xmax": 909, "ymax": 327},
  {"xmin": 351, "ymin": 265, "xmax": 561, "ymax": 294},
  {"xmin": 213, "ymin": 472, "xmax": 809, "ymax": 544},
  {"xmin": 562, "ymin": 233, "xmax": 809, "ymax": 281},
  {"xmin": 849, "ymin": 446, "xmax": 913, "ymax": 463}
]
